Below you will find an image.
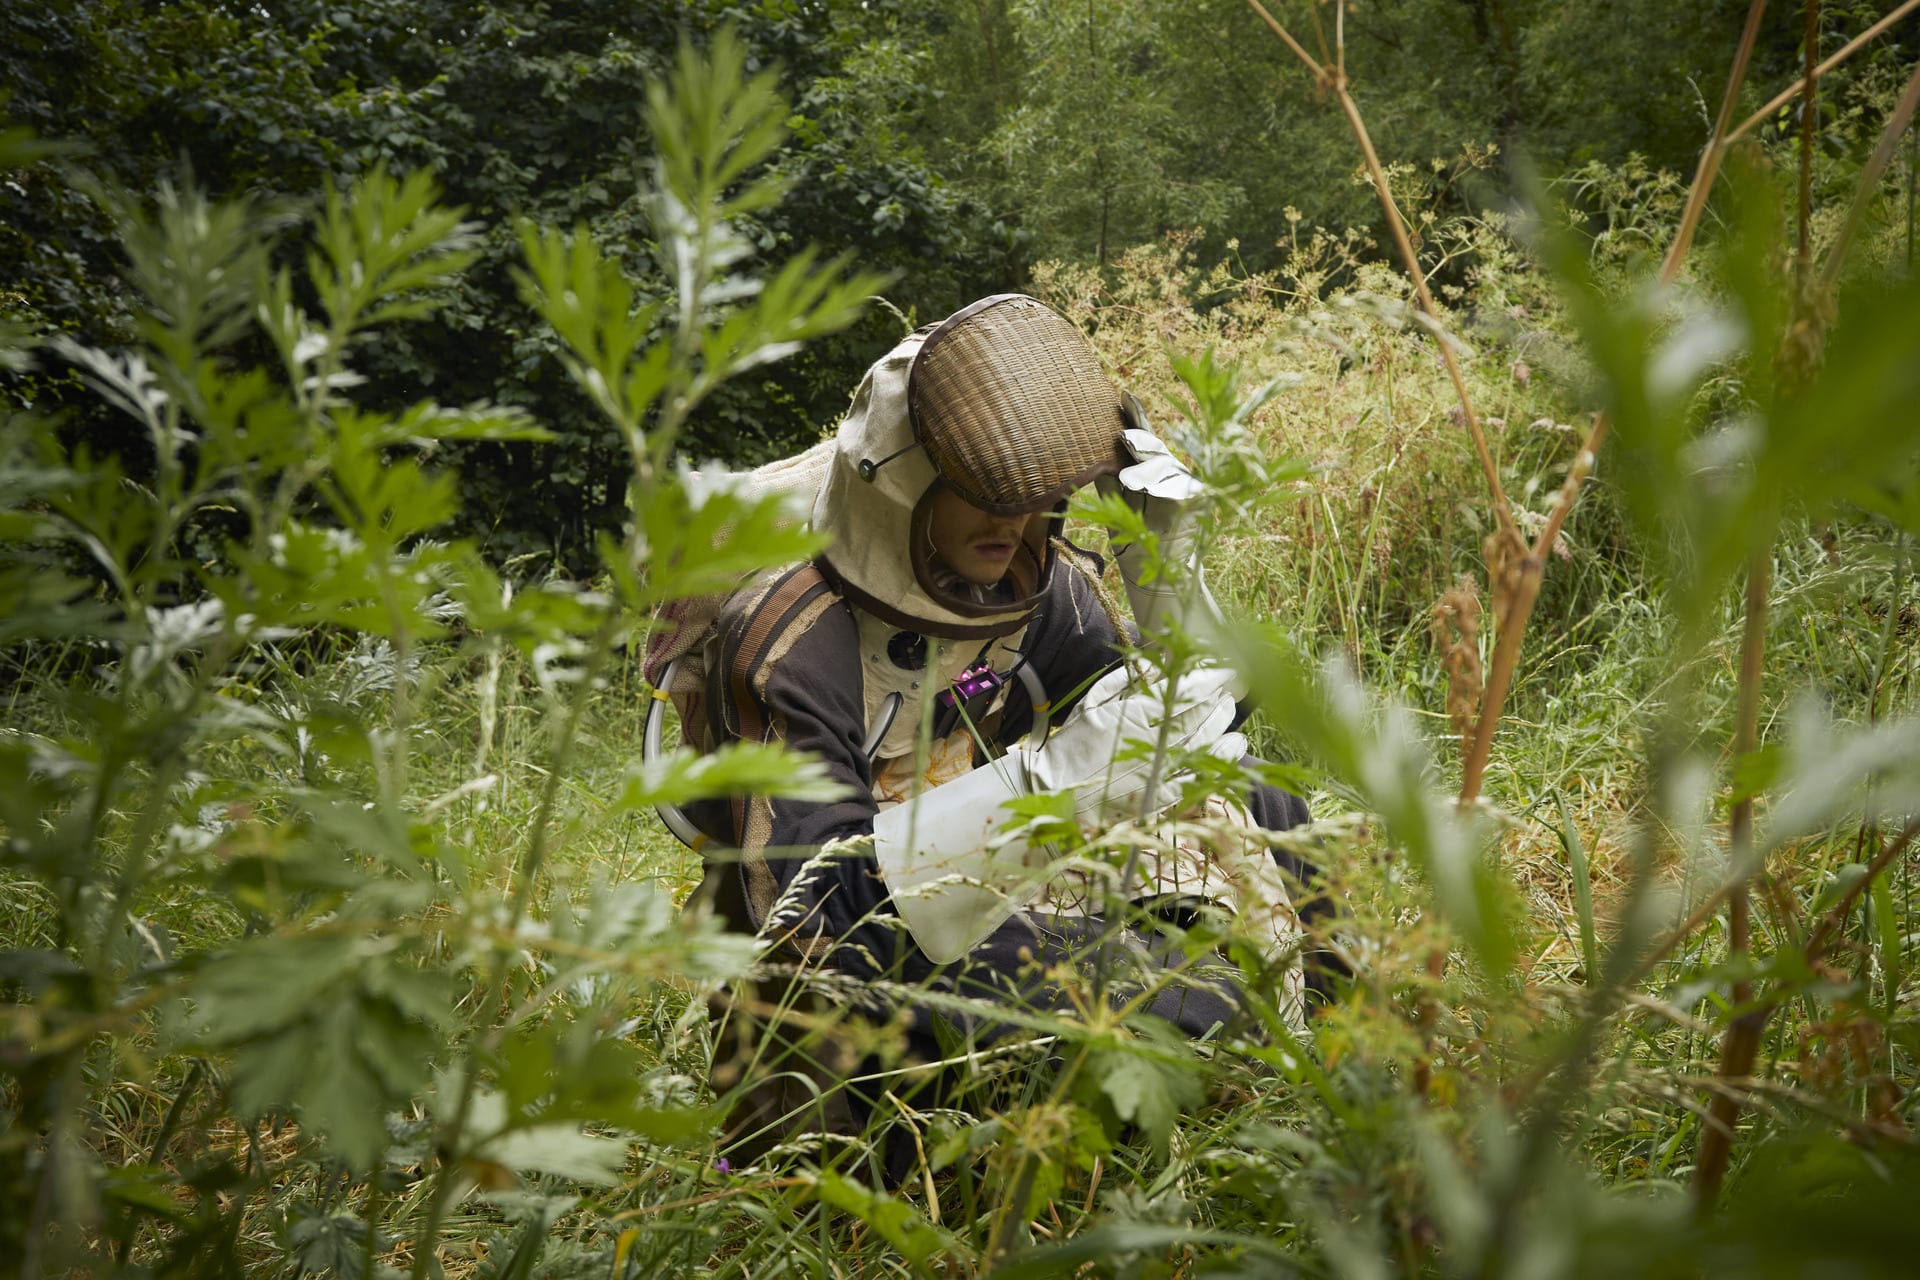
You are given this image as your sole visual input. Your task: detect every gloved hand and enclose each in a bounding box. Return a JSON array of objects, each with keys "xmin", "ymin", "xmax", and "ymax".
[
  {"xmin": 1096, "ymin": 397, "xmax": 1224, "ymax": 638},
  {"xmin": 873, "ymin": 752, "xmax": 1039, "ymax": 964},
  {"xmin": 872, "ymin": 662, "xmax": 1247, "ymax": 964},
  {"xmin": 1021, "ymin": 661, "xmax": 1246, "ymax": 823}
]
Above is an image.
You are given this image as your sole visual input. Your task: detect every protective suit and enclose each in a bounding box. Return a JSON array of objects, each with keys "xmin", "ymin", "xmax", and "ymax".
[{"xmin": 672, "ymin": 296, "xmax": 1327, "ymax": 1172}]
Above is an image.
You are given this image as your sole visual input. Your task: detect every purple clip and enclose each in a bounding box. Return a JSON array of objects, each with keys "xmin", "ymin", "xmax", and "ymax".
[{"xmin": 938, "ymin": 664, "xmax": 1003, "ymax": 710}]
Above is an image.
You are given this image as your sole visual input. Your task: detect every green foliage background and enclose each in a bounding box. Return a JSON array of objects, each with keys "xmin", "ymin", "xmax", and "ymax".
[
  {"xmin": 2, "ymin": 0, "xmax": 1005, "ymax": 569},
  {"xmin": 10, "ymin": 0, "xmax": 1912, "ymax": 568}
]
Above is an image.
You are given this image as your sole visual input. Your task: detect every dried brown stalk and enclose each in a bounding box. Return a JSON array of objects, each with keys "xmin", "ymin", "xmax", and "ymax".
[
  {"xmin": 1245, "ymin": 0, "xmax": 1546, "ymax": 816},
  {"xmin": 1669, "ymin": 0, "xmax": 1920, "ymax": 329},
  {"xmin": 1456, "ymin": 0, "xmax": 1774, "ymax": 812},
  {"xmin": 1250, "ymin": 0, "xmax": 1914, "ymax": 813},
  {"xmin": 1244, "ymin": 0, "xmax": 1516, "ymax": 539},
  {"xmin": 1819, "ymin": 55, "xmax": 1920, "ymax": 295},
  {"xmin": 1430, "ymin": 576, "xmax": 1485, "ymax": 749},
  {"xmin": 1451, "ymin": 16, "xmax": 1782, "ymax": 1043},
  {"xmin": 1663, "ymin": 0, "xmax": 1774, "ymax": 283},
  {"xmin": 1243, "ymin": 1, "xmax": 1530, "ymax": 1098},
  {"xmin": 1729, "ymin": 0, "xmax": 1920, "ymax": 144},
  {"xmin": 1245, "ymin": 4, "xmax": 1912, "ymax": 1140}
]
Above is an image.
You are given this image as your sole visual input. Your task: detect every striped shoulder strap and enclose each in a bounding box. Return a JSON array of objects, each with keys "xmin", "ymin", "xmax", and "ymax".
[
  {"xmin": 722, "ymin": 563, "xmax": 834, "ymax": 746},
  {"xmin": 707, "ymin": 564, "xmax": 840, "ymax": 862}
]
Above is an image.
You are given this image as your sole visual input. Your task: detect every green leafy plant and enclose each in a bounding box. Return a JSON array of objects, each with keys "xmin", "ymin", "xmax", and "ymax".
[{"xmin": 0, "ymin": 30, "xmax": 882, "ymax": 1278}]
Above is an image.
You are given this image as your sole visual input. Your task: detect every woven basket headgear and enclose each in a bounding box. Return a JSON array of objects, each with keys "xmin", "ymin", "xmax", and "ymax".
[{"xmin": 908, "ymin": 295, "xmax": 1125, "ymax": 514}]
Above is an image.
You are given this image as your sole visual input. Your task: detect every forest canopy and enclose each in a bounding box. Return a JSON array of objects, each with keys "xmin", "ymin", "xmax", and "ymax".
[{"xmin": 7, "ymin": 0, "xmax": 1900, "ymax": 566}]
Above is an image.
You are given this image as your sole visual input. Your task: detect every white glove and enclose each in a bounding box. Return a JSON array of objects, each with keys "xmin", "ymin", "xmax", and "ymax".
[
  {"xmin": 1099, "ymin": 401, "xmax": 1225, "ymax": 639},
  {"xmin": 873, "ymin": 663, "xmax": 1247, "ymax": 964},
  {"xmin": 873, "ymin": 753, "xmax": 1038, "ymax": 964},
  {"xmin": 1115, "ymin": 422, "xmax": 1204, "ymax": 506},
  {"xmin": 1024, "ymin": 663, "xmax": 1246, "ymax": 824}
]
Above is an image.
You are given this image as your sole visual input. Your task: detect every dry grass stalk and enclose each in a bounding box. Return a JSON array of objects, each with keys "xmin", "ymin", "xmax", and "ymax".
[
  {"xmin": 1242, "ymin": 0, "xmax": 1540, "ymax": 808},
  {"xmin": 1729, "ymin": 0, "xmax": 1920, "ymax": 144},
  {"xmin": 1429, "ymin": 576, "xmax": 1484, "ymax": 749}
]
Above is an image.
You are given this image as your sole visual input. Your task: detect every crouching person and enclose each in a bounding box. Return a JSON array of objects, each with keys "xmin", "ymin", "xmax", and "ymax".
[{"xmin": 670, "ymin": 296, "xmax": 1337, "ymax": 1181}]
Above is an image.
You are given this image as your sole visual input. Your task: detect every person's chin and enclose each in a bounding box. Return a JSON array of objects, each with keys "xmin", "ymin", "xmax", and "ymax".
[{"xmin": 957, "ymin": 558, "xmax": 1009, "ymax": 586}]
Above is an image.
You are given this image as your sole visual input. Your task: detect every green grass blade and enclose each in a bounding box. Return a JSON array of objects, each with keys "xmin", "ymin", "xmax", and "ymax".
[{"xmin": 1556, "ymin": 788, "xmax": 1599, "ymax": 983}]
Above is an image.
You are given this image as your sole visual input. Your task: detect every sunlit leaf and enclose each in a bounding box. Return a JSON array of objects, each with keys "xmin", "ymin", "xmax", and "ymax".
[
  {"xmin": 611, "ymin": 740, "xmax": 850, "ymax": 811},
  {"xmin": 813, "ymin": 1172, "xmax": 951, "ymax": 1266}
]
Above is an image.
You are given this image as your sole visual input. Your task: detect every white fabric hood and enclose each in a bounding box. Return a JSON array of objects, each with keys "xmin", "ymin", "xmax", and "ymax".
[{"xmin": 811, "ymin": 331, "xmax": 1049, "ymax": 639}]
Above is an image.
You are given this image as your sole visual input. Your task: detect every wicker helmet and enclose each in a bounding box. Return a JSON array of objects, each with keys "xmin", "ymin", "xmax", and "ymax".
[
  {"xmin": 907, "ymin": 295, "xmax": 1127, "ymax": 515},
  {"xmin": 813, "ymin": 296, "xmax": 1129, "ymax": 639}
]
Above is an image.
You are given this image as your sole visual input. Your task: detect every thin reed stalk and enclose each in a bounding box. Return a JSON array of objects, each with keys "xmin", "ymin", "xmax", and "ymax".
[
  {"xmin": 1693, "ymin": 553, "xmax": 1773, "ymax": 1208},
  {"xmin": 1797, "ymin": 0, "xmax": 1821, "ymax": 281}
]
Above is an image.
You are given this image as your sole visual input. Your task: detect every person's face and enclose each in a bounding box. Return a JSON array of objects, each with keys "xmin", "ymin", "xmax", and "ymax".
[{"xmin": 927, "ymin": 487, "xmax": 1036, "ymax": 586}]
